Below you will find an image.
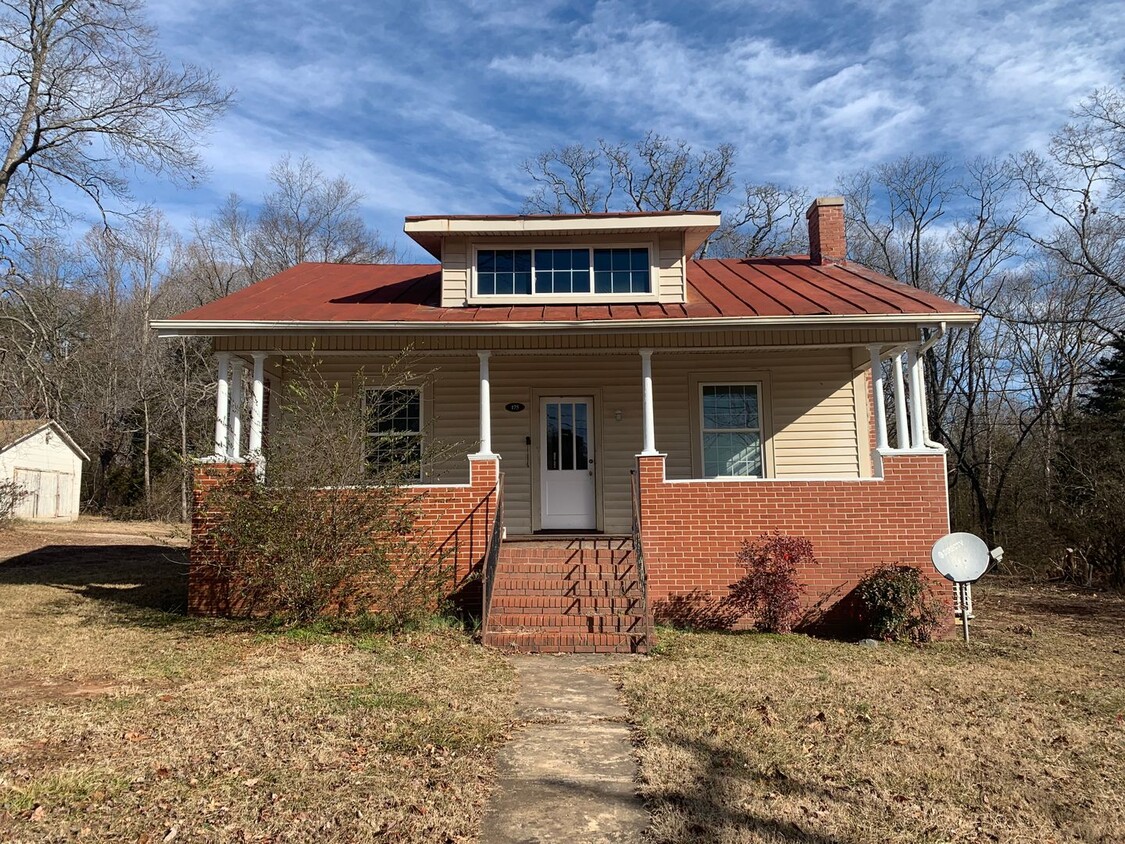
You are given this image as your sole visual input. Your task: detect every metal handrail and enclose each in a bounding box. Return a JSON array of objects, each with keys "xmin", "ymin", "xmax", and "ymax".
[
  {"xmin": 629, "ymin": 468, "xmax": 653, "ymax": 642},
  {"xmin": 481, "ymin": 472, "xmax": 504, "ymax": 629}
]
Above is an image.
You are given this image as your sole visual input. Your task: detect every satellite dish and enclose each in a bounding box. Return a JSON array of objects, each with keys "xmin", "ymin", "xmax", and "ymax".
[{"xmin": 931, "ymin": 533, "xmax": 991, "ymax": 583}]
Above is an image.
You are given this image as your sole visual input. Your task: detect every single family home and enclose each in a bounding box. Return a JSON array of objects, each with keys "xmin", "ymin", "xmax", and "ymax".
[{"xmin": 154, "ymin": 198, "xmax": 978, "ymax": 651}]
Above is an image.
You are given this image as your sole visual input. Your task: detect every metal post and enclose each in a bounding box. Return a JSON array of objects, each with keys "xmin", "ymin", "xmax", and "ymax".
[
  {"xmin": 868, "ymin": 345, "xmax": 889, "ymax": 451},
  {"xmin": 960, "ymin": 583, "xmax": 971, "ymax": 644},
  {"xmin": 640, "ymin": 349, "xmax": 657, "ymax": 455}
]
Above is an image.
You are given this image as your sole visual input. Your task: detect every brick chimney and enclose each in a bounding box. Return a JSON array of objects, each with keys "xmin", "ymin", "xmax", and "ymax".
[{"xmin": 806, "ymin": 196, "xmax": 846, "ymax": 265}]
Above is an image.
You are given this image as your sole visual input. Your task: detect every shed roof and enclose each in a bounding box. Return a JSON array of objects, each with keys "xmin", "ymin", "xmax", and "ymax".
[
  {"xmin": 155, "ymin": 256, "xmax": 977, "ymax": 334},
  {"xmin": 0, "ymin": 419, "xmax": 89, "ymax": 461}
]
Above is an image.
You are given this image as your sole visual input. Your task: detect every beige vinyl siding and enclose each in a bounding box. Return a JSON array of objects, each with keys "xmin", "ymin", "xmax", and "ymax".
[
  {"xmin": 440, "ymin": 238, "xmax": 470, "ymax": 307},
  {"xmin": 437, "ymin": 232, "xmax": 685, "ymax": 306},
  {"xmin": 264, "ymin": 345, "xmax": 871, "ymax": 534},
  {"xmin": 658, "ymin": 232, "xmax": 685, "ymax": 301}
]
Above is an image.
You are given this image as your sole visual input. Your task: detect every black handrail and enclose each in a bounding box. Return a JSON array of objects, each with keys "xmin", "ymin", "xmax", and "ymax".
[
  {"xmin": 629, "ymin": 467, "xmax": 653, "ymax": 643},
  {"xmin": 481, "ymin": 472, "xmax": 504, "ymax": 629}
]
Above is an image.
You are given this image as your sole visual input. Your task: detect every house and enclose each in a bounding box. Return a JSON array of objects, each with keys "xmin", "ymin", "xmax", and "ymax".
[
  {"xmin": 154, "ymin": 198, "xmax": 978, "ymax": 651},
  {"xmin": 0, "ymin": 419, "xmax": 88, "ymax": 521}
]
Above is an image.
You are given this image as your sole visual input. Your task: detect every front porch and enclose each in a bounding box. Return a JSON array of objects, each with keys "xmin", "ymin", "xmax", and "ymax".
[{"xmin": 188, "ymin": 326, "xmax": 952, "ymax": 646}]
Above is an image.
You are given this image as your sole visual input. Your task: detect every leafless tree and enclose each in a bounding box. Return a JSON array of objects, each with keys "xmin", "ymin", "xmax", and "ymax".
[
  {"xmin": 1014, "ymin": 81, "xmax": 1125, "ymax": 320},
  {"xmin": 708, "ymin": 182, "xmax": 809, "ymax": 258},
  {"xmin": 0, "ymin": 0, "xmax": 230, "ymax": 239},
  {"xmin": 249, "ymin": 155, "xmax": 397, "ymax": 279}
]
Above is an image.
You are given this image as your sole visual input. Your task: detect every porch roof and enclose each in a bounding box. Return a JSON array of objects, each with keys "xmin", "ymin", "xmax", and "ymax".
[{"xmin": 154, "ymin": 257, "xmax": 978, "ymax": 334}]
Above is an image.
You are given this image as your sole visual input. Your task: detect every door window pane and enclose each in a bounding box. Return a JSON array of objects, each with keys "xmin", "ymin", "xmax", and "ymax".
[
  {"xmin": 574, "ymin": 402, "xmax": 588, "ymax": 468},
  {"xmin": 546, "ymin": 402, "xmax": 559, "ymax": 471},
  {"xmin": 560, "ymin": 402, "xmax": 574, "ymax": 470}
]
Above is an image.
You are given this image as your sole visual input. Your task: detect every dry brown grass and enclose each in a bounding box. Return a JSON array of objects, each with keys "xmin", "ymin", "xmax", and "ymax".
[
  {"xmin": 619, "ymin": 579, "xmax": 1125, "ymax": 844},
  {"xmin": 0, "ymin": 519, "xmax": 516, "ymax": 843}
]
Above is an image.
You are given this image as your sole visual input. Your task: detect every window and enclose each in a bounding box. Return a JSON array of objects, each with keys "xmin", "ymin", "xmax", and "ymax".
[
  {"xmin": 477, "ymin": 249, "xmax": 532, "ymax": 295},
  {"xmin": 594, "ymin": 247, "xmax": 650, "ymax": 294},
  {"xmin": 474, "ymin": 246, "xmax": 650, "ymax": 297},
  {"xmin": 700, "ymin": 384, "xmax": 763, "ymax": 477},
  {"xmin": 365, "ymin": 388, "xmax": 422, "ymax": 480}
]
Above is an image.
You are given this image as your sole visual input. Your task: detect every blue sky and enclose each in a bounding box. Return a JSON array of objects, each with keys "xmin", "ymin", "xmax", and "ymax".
[{"xmin": 141, "ymin": 0, "xmax": 1124, "ymax": 262}]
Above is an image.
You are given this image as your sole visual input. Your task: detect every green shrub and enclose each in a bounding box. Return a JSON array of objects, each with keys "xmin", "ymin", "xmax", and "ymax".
[
  {"xmin": 726, "ymin": 534, "xmax": 816, "ymax": 633},
  {"xmin": 855, "ymin": 564, "xmax": 945, "ymax": 642}
]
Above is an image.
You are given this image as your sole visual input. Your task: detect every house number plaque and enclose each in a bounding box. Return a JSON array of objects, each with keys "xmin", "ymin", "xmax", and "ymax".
[{"xmin": 505, "ymin": 402, "xmax": 525, "ymax": 412}]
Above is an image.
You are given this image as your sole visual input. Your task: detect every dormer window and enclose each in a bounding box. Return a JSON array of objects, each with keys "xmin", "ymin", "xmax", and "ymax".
[{"xmin": 472, "ymin": 245, "xmax": 652, "ymax": 301}]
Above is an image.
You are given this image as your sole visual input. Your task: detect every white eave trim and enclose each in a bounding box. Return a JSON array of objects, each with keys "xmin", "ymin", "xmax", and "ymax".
[
  {"xmin": 403, "ymin": 213, "xmax": 721, "ymax": 237},
  {"xmin": 152, "ymin": 311, "xmax": 981, "ymax": 337}
]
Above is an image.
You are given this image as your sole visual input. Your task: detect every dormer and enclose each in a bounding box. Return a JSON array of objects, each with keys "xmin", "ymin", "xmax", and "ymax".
[{"xmin": 404, "ymin": 211, "xmax": 721, "ymax": 307}]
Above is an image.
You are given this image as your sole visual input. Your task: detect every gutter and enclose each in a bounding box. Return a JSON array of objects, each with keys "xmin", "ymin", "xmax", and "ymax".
[{"xmin": 151, "ymin": 312, "xmax": 980, "ymax": 338}]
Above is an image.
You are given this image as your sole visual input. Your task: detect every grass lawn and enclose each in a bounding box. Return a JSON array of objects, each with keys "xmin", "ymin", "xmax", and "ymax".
[
  {"xmin": 0, "ymin": 519, "xmax": 516, "ymax": 843},
  {"xmin": 619, "ymin": 579, "xmax": 1125, "ymax": 844}
]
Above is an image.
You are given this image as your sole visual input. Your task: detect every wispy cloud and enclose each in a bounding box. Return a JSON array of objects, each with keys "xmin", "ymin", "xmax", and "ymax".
[{"xmin": 132, "ymin": 0, "xmax": 1122, "ymax": 260}]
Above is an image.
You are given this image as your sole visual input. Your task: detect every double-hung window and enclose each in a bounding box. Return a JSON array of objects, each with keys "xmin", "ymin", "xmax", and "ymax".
[
  {"xmin": 474, "ymin": 246, "xmax": 651, "ymax": 298},
  {"xmin": 365, "ymin": 387, "xmax": 422, "ymax": 480},
  {"xmin": 700, "ymin": 384, "xmax": 764, "ymax": 478}
]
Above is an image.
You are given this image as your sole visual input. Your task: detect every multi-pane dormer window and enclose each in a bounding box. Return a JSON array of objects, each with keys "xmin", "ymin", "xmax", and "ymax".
[{"xmin": 472, "ymin": 245, "xmax": 652, "ymax": 300}]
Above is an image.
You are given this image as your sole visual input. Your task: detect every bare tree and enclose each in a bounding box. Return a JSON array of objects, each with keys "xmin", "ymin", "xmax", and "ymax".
[
  {"xmin": 0, "ymin": 0, "xmax": 230, "ymax": 237},
  {"xmin": 249, "ymin": 155, "xmax": 396, "ymax": 279},
  {"xmin": 523, "ymin": 133, "xmax": 735, "ymax": 216},
  {"xmin": 1014, "ymin": 81, "xmax": 1125, "ymax": 318},
  {"xmin": 709, "ymin": 182, "xmax": 809, "ymax": 258}
]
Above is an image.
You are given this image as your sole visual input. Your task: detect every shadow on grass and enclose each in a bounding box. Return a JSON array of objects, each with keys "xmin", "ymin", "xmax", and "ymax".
[
  {"xmin": 0, "ymin": 542, "xmax": 209, "ymax": 630},
  {"xmin": 640, "ymin": 732, "xmax": 860, "ymax": 843}
]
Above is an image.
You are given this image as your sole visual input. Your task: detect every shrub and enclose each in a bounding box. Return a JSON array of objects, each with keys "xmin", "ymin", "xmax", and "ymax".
[
  {"xmin": 209, "ymin": 356, "xmax": 454, "ymax": 626},
  {"xmin": 0, "ymin": 479, "xmax": 26, "ymax": 525},
  {"xmin": 855, "ymin": 564, "xmax": 945, "ymax": 642},
  {"xmin": 726, "ymin": 534, "xmax": 816, "ymax": 633}
]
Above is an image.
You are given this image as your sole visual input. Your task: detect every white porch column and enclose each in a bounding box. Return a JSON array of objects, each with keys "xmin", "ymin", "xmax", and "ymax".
[
  {"xmin": 473, "ymin": 350, "xmax": 496, "ymax": 457},
  {"xmin": 248, "ymin": 352, "xmax": 266, "ymax": 456},
  {"xmin": 213, "ymin": 352, "xmax": 230, "ymax": 457},
  {"xmin": 640, "ymin": 349, "xmax": 658, "ymax": 456},
  {"xmin": 891, "ymin": 352, "xmax": 910, "ymax": 450},
  {"xmin": 907, "ymin": 347, "xmax": 927, "ymax": 449},
  {"xmin": 228, "ymin": 358, "xmax": 244, "ymax": 460},
  {"xmin": 868, "ymin": 344, "xmax": 889, "ymax": 451}
]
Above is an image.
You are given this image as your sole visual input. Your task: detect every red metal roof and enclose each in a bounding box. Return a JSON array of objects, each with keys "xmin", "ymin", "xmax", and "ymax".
[{"xmin": 160, "ymin": 257, "xmax": 976, "ymax": 328}]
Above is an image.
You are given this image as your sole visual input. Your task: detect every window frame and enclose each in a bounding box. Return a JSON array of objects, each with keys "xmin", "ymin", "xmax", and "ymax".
[
  {"xmin": 363, "ymin": 385, "xmax": 424, "ymax": 482},
  {"xmin": 690, "ymin": 375, "xmax": 773, "ymax": 479},
  {"xmin": 697, "ymin": 384, "xmax": 769, "ymax": 479},
  {"xmin": 468, "ymin": 241, "xmax": 659, "ymax": 304}
]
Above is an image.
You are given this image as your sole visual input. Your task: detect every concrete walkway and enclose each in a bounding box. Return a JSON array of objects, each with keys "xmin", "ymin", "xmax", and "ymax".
[{"xmin": 480, "ymin": 654, "xmax": 648, "ymax": 844}]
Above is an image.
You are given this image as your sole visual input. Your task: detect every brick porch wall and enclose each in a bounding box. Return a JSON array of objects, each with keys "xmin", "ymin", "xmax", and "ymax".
[
  {"xmin": 636, "ymin": 452, "xmax": 950, "ymax": 632},
  {"xmin": 188, "ymin": 457, "xmax": 500, "ymax": 616}
]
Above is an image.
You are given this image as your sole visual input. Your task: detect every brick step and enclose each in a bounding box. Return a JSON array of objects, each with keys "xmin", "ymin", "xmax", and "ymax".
[
  {"xmin": 488, "ymin": 614, "xmax": 648, "ymax": 633},
  {"xmin": 482, "ymin": 630, "xmax": 649, "ymax": 654},
  {"xmin": 498, "ymin": 550, "xmax": 634, "ymax": 564},
  {"xmin": 489, "ymin": 595, "xmax": 642, "ymax": 612},
  {"xmin": 492, "ymin": 581, "xmax": 641, "ymax": 598},
  {"xmin": 490, "ymin": 564, "xmax": 638, "ymax": 580},
  {"xmin": 501, "ymin": 536, "xmax": 632, "ymax": 551}
]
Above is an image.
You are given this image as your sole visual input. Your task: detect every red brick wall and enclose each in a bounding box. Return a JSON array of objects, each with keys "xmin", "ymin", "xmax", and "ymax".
[
  {"xmin": 806, "ymin": 198, "xmax": 847, "ymax": 265},
  {"xmin": 636, "ymin": 452, "xmax": 951, "ymax": 632},
  {"xmin": 189, "ymin": 457, "xmax": 500, "ymax": 616}
]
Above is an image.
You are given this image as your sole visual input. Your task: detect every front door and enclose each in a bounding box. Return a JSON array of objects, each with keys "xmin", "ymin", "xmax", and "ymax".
[{"xmin": 540, "ymin": 397, "xmax": 596, "ymax": 530}]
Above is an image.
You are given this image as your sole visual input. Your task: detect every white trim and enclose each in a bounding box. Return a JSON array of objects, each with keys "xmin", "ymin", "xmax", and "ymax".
[
  {"xmin": 153, "ymin": 312, "xmax": 980, "ymax": 337},
  {"xmin": 404, "ymin": 212, "xmax": 720, "ymax": 236},
  {"xmin": 0, "ymin": 420, "xmax": 90, "ymax": 462},
  {"xmin": 467, "ymin": 241, "xmax": 659, "ymax": 305}
]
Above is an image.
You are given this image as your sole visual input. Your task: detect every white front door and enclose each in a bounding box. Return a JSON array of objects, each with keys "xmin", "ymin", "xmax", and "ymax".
[{"xmin": 540, "ymin": 397, "xmax": 596, "ymax": 530}]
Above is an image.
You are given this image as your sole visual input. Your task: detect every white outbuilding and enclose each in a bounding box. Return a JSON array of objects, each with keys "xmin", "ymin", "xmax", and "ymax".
[{"xmin": 0, "ymin": 420, "xmax": 87, "ymax": 521}]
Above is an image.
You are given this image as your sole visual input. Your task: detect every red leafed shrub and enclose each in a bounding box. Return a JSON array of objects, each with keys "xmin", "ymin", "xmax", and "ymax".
[{"xmin": 726, "ymin": 534, "xmax": 816, "ymax": 633}]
